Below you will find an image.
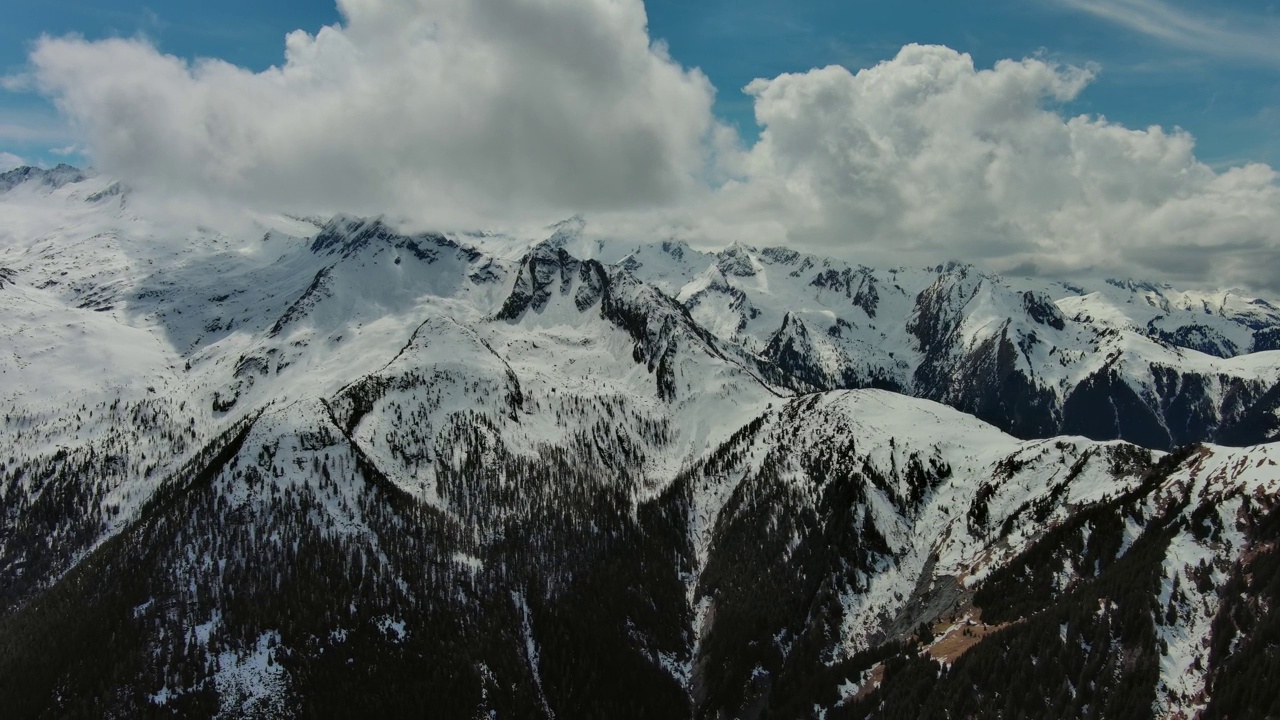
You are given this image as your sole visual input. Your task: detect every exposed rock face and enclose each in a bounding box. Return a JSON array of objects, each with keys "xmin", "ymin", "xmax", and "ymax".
[{"xmin": 3, "ymin": 180, "xmax": 1280, "ymax": 717}]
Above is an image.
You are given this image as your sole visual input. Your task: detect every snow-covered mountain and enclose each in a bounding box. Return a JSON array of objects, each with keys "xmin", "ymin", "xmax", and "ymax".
[
  {"xmin": 0, "ymin": 164, "xmax": 87, "ymax": 194},
  {"xmin": 617, "ymin": 241, "xmax": 1280, "ymax": 449},
  {"xmin": 1, "ymin": 169, "xmax": 1278, "ymax": 718}
]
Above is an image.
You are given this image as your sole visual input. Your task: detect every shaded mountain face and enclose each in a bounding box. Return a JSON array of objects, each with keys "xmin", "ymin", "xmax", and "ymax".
[
  {"xmin": 625, "ymin": 247, "xmax": 1280, "ymax": 452},
  {"xmin": 1, "ymin": 170, "xmax": 1279, "ymax": 718}
]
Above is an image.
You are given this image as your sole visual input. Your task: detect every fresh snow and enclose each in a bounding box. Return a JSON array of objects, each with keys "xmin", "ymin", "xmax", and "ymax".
[{"xmin": 4, "ymin": 168, "xmax": 1280, "ymax": 716}]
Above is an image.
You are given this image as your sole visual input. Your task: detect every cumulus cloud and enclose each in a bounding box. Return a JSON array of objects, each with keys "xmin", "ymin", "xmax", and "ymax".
[
  {"xmin": 29, "ymin": 0, "xmax": 718, "ymax": 224},
  {"xmin": 0, "ymin": 152, "xmax": 24, "ymax": 171},
  {"xmin": 20, "ymin": 4, "xmax": 1280, "ymax": 292},
  {"xmin": 693, "ymin": 45, "xmax": 1280, "ymax": 290}
]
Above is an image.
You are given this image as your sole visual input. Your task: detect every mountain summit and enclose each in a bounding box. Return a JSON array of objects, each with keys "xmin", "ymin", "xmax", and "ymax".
[{"xmin": 1, "ymin": 172, "xmax": 1278, "ymax": 718}]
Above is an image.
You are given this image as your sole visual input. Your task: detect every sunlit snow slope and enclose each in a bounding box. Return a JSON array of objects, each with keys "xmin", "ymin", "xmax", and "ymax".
[{"xmin": 1, "ymin": 168, "xmax": 1278, "ymax": 719}]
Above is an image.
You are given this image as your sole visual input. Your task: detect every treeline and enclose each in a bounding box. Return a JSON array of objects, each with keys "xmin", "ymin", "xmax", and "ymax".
[{"xmin": 0, "ymin": 402, "xmax": 696, "ymax": 718}]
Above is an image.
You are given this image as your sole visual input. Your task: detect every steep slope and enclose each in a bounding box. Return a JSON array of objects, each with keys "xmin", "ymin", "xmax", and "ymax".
[
  {"xmin": 2, "ymin": 171, "xmax": 1279, "ymax": 719},
  {"xmin": 1062, "ymin": 277, "xmax": 1280, "ymax": 357},
  {"xmin": 839, "ymin": 442, "xmax": 1280, "ymax": 720},
  {"xmin": 0, "ymin": 164, "xmax": 88, "ymax": 194},
  {"xmin": 0, "ymin": 177, "xmax": 786, "ymax": 621},
  {"xmin": 677, "ymin": 390, "xmax": 1156, "ymax": 717},
  {"xmin": 0, "ymin": 352, "xmax": 699, "ymax": 717},
  {"xmin": 618, "ymin": 242, "xmax": 1280, "ymax": 450},
  {"xmin": 5, "ymin": 386, "xmax": 1279, "ymax": 718}
]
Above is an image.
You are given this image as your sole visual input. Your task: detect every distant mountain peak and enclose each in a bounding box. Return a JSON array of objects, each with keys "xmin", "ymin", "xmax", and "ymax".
[
  {"xmin": 1106, "ymin": 276, "xmax": 1172, "ymax": 293},
  {"xmin": 545, "ymin": 214, "xmax": 586, "ymax": 246},
  {"xmin": 660, "ymin": 238, "xmax": 691, "ymax": 259},
  {"xmin": 0, "ymin": 163, "xmax": 88, "ymax": 194},
  {"xmin": 717, "ymin": 242, "xmax": 761, "ymax": 277},
  {"xmin": 4, "ymin": 184, "xmax": 1280, "ymax": 718}
]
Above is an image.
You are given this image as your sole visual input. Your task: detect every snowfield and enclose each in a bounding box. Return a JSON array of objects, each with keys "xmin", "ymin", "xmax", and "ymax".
[{"xmin": 2, "ymin": 167, "xmax": 1278, "ymax": 718}]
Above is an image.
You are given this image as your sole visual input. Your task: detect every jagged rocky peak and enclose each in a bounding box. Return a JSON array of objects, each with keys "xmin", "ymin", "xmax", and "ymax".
[
  {"xmin": 544, "ymin": 214, "xmax": 586, "ymax": 249},
  {"xmin": 700, "ymin": 263, "xmax": 734, "ymax": 292},
  {"xmin": 620, "ymin": 238, "xmax": 694, "ymax": 274},
  {"xmin": 1106, "ymin": 276, "xmax": 1172, "ymax": 295},
  {"xmin": 309, "ymin": 215, "xmax": 473, "ymax": 264},
  {"xmin": 810, "ymin": 265, "xmax": 881, "ymax": 318},
  {"xmin": 8, "ymin": 174, "xmax": 1280, "ymax": 717},
  {"xmin": 1021, "ymin": 290, "xmax": 1066, "ymax": 330},
  {"xmin": 676, "ymin": 260, "xmax": 761, "ymax": 342},
  {"xmin": 716, "ymin": 240, "xmax": 761, "ymax": 277},
  {"xmin": 930, "ymin": 259, "xmax": 996, "ymax": 283},
  {"xmin": 775, "ymin": 309, "xmax": 806, "ymax": 336},
  {"xmin": 0, "ymin": 163, "xmax": 88, "ymax": 193},
  {"xmin": 310, "ymin": 215, "xmax": 399, "ymax": 256},
  {"xmin": 86, "ymin": 181, "xmax": 128, "ymax": 204},
  {"xmin": 495, "ymin": 236, "xmax": 607, "ymax": 320},
  {"xmin": 43, "ymin": 163, "xmax": 87, "ymax": 188},
  {"xmin": 758, "ymin": 246, "xmax": 801, "ymax": 265},
  {"xmin": 762, "ymin": 312, "xmax": 832, "ymax": 390},
  {"xmin": 660, "ymin": 238, "xmax": 691, "ymax": 260},
  {"xmin": 764, "ymin": 311, "xmax": 814, "ymax": 358},
  {"xmin": 924, "ymin": 261, "xmax": 998, "ymax": 308},
  {"xmin": 909, "ymin": 262, "xmax": 991, "ymax": 343}
]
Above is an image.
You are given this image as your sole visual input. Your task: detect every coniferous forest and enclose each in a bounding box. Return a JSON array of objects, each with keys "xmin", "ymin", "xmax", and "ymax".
[{"xmin": 2, "ymin": 168, "xmax": 1280, "ymax": 718}]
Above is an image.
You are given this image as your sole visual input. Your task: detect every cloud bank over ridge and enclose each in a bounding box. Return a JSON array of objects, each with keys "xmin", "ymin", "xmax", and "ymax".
[
  {"xmin": 20, "ymin": 0, "xmax": 1280, "ymax": 290},
  {"xmin": 30, "ymin": 0, "xmax": 719, "ymax": 223},
  {"xmin": 703, "ymin": 44, "xmax": 1280, "ymax": 288}
]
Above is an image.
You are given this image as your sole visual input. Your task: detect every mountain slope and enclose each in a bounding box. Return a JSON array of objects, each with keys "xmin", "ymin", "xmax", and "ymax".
[
  {"xmin": 619, "ymin": 243, "xmax": 1280, "ymax": 450},
  {"xmin": 3, "ymin": 386, "xmax": 1277, "ymax": 718},
  {"xmin": 1, "ymin": 169, "xmax": 1278, "ymax": 718}
]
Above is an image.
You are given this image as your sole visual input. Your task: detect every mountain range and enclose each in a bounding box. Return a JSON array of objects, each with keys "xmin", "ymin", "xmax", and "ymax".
[{"xmin": 1, "ymin": 166, "xmax": 1277, "ymax": 718}]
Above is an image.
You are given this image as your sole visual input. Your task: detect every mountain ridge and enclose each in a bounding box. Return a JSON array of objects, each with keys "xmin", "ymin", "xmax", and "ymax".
[{"xmin": 1, "ymin": 168, "xmax": 1278, "ymax": 717}]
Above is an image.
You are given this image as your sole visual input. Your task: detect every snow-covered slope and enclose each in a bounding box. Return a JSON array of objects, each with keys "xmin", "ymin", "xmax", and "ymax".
[
  {"xmin": 618, "ymin": 242, "xmax": 1280, "ymax": 449},
  {"xmin": 681, "ymin": 391, "xmax": 1280, "ymax": 718},
  {"xmin": 1, "ymin": 168, "xmax": 1278, "ymax": 719}
]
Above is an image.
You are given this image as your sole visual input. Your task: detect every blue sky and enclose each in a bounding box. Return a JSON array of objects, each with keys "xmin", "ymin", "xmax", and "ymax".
[{"xmin": 3, "ymin": 0, "xmax": 1279, "ymax": 171}]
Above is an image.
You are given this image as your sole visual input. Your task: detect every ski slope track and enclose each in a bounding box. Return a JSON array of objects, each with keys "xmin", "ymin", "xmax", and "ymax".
[{"xmin": 1, "ymin": 169, "xmax": 1278, "ymax": 718}]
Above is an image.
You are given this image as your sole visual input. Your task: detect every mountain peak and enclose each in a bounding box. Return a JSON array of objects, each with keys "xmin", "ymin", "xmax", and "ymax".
[
  {"xmin": 777, "ymin": 310, "xmax": 805, "ymax": 335},
  {"xmin": 495, "ymin": 238, "xmax": 608, "ymax": 321},
  {"xmin": 5, "ymin": 180, "xmax": 1280, "ymax": 718},
  {"xmin": 762, "ymin": 311, "xmax": 835, "ymax": 391},
  {"xmin": 717, "ymin": 242, "xmax": 760, "ymax": 277},
  {"xmin": 0, "ymin": 163, "xmax": 88, "ymax": 194},
  {"xmin": 931, "ymin": 259, "xmax": 1000, "ymax": 283},
  {"xmin": 660, "ymin": 238, "xmax": 691, "ymax": 260},
  {"xmin": 310, "ymin": 215, "xmax": 396, "ymax": 256},
  {"xmin": 546, "ymin": 214, "xmax": 586, "ymax": 246},
  {"xmin": 1106, "ymin": 277, "xmax": 1172, "ymax": 294}
]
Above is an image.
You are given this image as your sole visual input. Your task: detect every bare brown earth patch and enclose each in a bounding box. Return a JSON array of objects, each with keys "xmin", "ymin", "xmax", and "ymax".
[{"xmin": 926, "ymin": 609, "xmax": 1016, "ymax": 663}]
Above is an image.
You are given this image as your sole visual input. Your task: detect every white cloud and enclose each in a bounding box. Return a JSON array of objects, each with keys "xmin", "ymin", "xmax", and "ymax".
[
  {"xmin": 28, "ymin": 0, "xmax": 719, "ymax": 225},
  {"xmin": 0, "ymin": 73, "xmax": 33, "ymax": 92},
  {"xmin": 677, "ymin": 45, "xmax": 1280, "ymax": 290},
  {"xmin": 0, "ymin": 152, "xmax": 24, "ymax": 171},
  {"xmin": 1055, "ymin": 0, "xmax": 1280, "ymax": 67},
  {"xmin": 21, "ymin": 2, "xmax": 1280, "ymax": 293},
  {"xmin": 50, "ymin": 144, "xmax": 78, "ymax": 156}
]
